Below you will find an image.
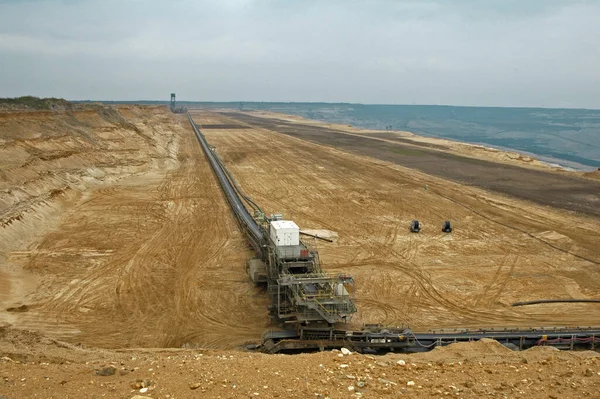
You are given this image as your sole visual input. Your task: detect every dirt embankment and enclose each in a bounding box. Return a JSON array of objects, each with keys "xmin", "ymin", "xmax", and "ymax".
[
  {"xmin": 0, "ymin": 105, "xmax": 266, "ymax": 349},
  {"xmin": 1, "ymin": 326, "xmax": 599, "ymax": 399},
  {"xmin": 0, "ymin": 96, "xmax": 74, "ymax": 113},
  {"xmin": 584, "ymin": 169, "xmax": 600, "ymax": 180}
]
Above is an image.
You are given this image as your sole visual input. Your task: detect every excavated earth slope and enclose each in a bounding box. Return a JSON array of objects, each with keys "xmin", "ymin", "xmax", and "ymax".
[
  {"xmin": 1, "ymin": 106, "xmax": 600, "ymax": 398},
  {"xmin": 0, "ymin": 106, "xmax": 266, "ymax": 349}
]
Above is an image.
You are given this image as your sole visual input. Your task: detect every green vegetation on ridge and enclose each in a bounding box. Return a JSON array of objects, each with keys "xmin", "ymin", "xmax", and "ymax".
[{"xmin": 0, "ymin": 96, "xmax": 72, "ymax": 110}]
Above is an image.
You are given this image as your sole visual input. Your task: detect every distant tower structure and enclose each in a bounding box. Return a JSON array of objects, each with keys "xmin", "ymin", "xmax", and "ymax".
[
  {"xmin": 170, "ymin": 93, "xmax": 176, "ymax": 111},
  {"xmin": 169, "ymin": 93, "xmax": 187, "ymax": 113}
]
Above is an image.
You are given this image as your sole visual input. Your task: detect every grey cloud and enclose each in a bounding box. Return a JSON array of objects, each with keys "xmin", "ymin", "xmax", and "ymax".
[{"xmin": 1, "ymin": 0, "xmax": 599, "ymax": 108}]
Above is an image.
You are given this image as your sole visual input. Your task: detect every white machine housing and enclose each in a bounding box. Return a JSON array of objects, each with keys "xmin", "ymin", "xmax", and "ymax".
[{"xmin": 270, "ymin": 220, "xmax": 300, "ymax": 247}]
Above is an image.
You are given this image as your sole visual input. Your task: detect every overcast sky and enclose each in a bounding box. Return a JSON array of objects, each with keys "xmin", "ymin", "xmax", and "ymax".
[{"xmin": 1, "ymin": 0, "xmax": 599, "ymax": 108}]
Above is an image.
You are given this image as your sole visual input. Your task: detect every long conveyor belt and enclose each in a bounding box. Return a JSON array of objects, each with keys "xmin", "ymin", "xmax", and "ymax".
[
  {"xmin": 188, "ymin": 113, "xmax": 266, "ymax": 252},
  {"xmin": 261, "ymin": 325, "xmax": 600, "ymax": 354}
]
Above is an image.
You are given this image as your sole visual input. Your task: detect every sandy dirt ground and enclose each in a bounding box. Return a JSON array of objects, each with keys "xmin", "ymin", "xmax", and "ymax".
[
  {"xmin": 1, "ymin": 327, "xmax": 600, "ymax": 398},
  {"xmin": 222, "ymin": 111, "xmax": 600, "ymax": 217},
  {"xmin": 2, "ymin": 105, "xmax": 600, "ymax": 398},
  {"xmin": 192, "ymin": 110, "xmax": 600, "ymax": 331},
  {"xmin": 0, "ymin": 106, "xmax": 266, "ymax": 349}
]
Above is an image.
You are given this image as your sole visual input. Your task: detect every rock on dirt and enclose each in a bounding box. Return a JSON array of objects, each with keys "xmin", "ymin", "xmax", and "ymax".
[
  {"xmin": 95, "ymin": 366, "xmax": 116, "ymax": 376},
  {"xmin": 1, "ymin": 328, "xmax": 600, "ymax": 398}
]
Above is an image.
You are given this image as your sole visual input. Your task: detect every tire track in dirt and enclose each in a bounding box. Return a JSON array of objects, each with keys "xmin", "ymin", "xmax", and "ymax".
[
  {"xmin": 473, "ymin": 254, "xmax": 518, "ymax": 308},
  {"xmin": 187, "ymin": 110, "xmax": 600, "ymax": 333},
  {"xmin": 9, "ymin": 111, "xmax": 267, "ymax": 349}
]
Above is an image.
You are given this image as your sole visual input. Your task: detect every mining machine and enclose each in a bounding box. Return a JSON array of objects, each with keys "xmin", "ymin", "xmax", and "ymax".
[
  {"xmin": 187, "ymin": 112, "xmax": 600, "ymax": 355},
  {"xmin": 187, "ymin": 113, "xmax": 356, "ymax": 336}
]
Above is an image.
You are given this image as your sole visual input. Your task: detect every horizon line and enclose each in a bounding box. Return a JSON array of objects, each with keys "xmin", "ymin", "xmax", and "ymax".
[{"xmin": 72, "ymin": 99, "xmax": 600, "ymax": 112}]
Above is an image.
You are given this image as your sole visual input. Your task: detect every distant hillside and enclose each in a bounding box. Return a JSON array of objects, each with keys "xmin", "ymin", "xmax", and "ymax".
[{"xmin": 0, "ymin": 96, "xmax": 73, "ymax": 111}]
